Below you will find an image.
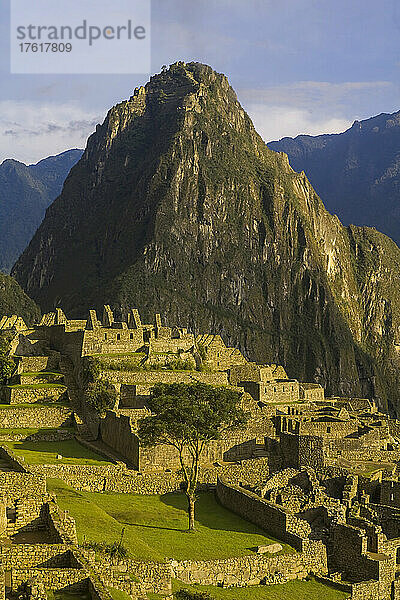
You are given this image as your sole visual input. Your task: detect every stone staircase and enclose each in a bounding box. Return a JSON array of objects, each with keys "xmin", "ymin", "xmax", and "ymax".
[{"xmin": 252, "ymin": 443, "xmax": 268, "ymax": 458}]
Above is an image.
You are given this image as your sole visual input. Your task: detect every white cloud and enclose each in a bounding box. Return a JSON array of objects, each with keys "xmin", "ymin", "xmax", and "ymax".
[
  {"xmin": 247, "ymin": 104, "xmax": 352, "ymax": 142},
  {"xmin": 238, "ymin": 80, "xmax": 393, "ymax": 142},
  {"xmin": 0, "ymin": 101, "xmax": 103, "ymax": 164}
]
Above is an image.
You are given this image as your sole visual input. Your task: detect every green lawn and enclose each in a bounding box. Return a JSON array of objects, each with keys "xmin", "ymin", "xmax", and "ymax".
[
  {"xmin": 47, "ymin": 479, "xmax": 294, "ymax": 562},
  {"xmin": 148, "ymin": 578, "xmax": 349, "ymax": 599},
  {"xmin": 5, "ymin": 439, "xmax": 112, "ymax": 465}
]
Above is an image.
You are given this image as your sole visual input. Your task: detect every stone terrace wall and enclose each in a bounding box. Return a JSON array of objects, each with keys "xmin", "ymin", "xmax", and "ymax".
[
  {"xmin": 0, "ymin": 544, "xmax": 72, "ymax": 569},
  {"xmin": 0, "ymin": 472, "xmax": 46, "ymax": 498},
  {"xmin": 170, "ymin": 550, "xmax": 323, "ymax": 587},
  {"xmin": 6, "ymin": 385, "xmax": 67, "ymax": 405},
  {"xmin": 0, "ymin": 429, "xmax": 73, "ymax": 442},
  {"xmin": 103, "ymin": 370, "xmax": 229, "ymax": 386},
  {"xmin": 0, "ymin": 406, "xmax": 72, "ymax": 428},
  {"xmin": 35, "ymin": 459, "xmax": 270, "ymax": 494},
  {"xmin": 215, "ymin": 479, "xmax": 313, "ymax": 551},
  {"xmin": 88, "ymin": 557, "xmax": 172, "ymax": 596},
  {"xmin": 11, "ymin": 569, "xmax": 87, "ymax": 593},
  {"xmin": 16, "ymin": 355, "xmax": 60, "ymax": 374}
]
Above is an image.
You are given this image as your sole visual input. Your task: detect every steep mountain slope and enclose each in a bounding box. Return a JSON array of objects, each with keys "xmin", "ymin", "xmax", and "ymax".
[
  {"xmin": 0, "ymin": 149, "xmax": 83, "ymax": 272},
  {"xmin": 11, "ymin": 62, "xmax": 400, "ymax": 410},
  {"xmin": 268, "ymin": 112, "xmax": 400, "ymax": 245},
  {"xmin": 0, "ymin": 273, "xmax": 40, "ymax": 325}
]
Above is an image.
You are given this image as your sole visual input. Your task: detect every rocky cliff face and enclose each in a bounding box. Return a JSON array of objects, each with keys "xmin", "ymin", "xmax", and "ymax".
[
  {"xmin": 11, "ymin": 62, "xmax": 400, "ymax": 409},
  {"xmin": 268, "ymin": 112, "xmax": 400, "ymax": 246},
  {"xmin": 0, "ymin": 149, "xmax": 83, "ymax": 272}
]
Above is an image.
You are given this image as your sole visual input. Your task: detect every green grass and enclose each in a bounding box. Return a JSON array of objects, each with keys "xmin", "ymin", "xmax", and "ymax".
[
  {"xmin": 47, "ymin": 480, "xmax": 294, "ymax": 562},
  {"xmin": 91, "ymin": 352, "xmax": 146, "ymax": 358},
  {"xmin": 148, "ymin": 578, "xmax": 349, "ymax": 599},
  {"xmin": 7, "ymin": 383, "xmax": 66, "ymax": 389},
  {"xmin": 20, "ymin": 371, "xmax": 64, "ymax": 378},
  {"xmin": 47, "ymin": 591, "xmax": 90, "ymax": 600},
  {"xmin": 0, "ymin": 427, "xmax": 73, "ymax": 435},
  {"xmin": 108, "ymin": 589, "xmax": 132, "ymax": 600},
  {"xmin": 4, "ymin": 439, "xmax": 112, "ymax": 465},
  {"xmin": 0, "ymin": 401, "xmax": 70, "ymax": 409}
]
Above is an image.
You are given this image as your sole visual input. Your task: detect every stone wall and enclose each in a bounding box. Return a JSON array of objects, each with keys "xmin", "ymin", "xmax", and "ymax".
[
  {"xmin": 16, "ymin": 355, "xmax": 60, "ymax": 374},
  {"xmin": 4, "ymin": 385, "xmax": 67, "ymax": 405},
  {"xmin": 100, "ymin": 409, "xmax": 264, "ymax": 471},
  {"xmin": 0, "ymin": 429, "xmax": 74, "ymax": 443},
  {"xmin": 103, "ymin": 370, "xmax": 229, "ymax": 387},
  {"xmin": 34, "ymin": 459, "xmax": 270, "ymax": 494},
  {"xmin": 99, "ymin": 411, "xmax": 139, "ymax": 468},
  {"xmin": 82, "ymin": 328, "xmax": 144, "ymax": 356},
  {"xmin": 0, "ymin": 471, "xmax": 46, "ymax": 498},
  {"xmin": 170, "ymin": 551, "xmax": 315, "ymax": 587},
  {"xmin": 0, "ymin": 544, "xmax": 73, "ymax": 569},
  {"xmin": 330, "ymin": 523, "xmax": 393, "ymax": 584},
  {"xmin": 11, "ymin": 569, "xmax": 87, "ymax": 592},
  {"xmin": 215, "ymin": 479, "xmax": 312, "ymax": 550},
  {"xmin": 169, "ymin": 538, "xmax": 327, "ymax": 588},
  {"xmin": 0, "ymin": 406, "xmax": 72, "ymax": 428},
  {"xmin": 279, "ymin": 433, "xmax": 324, "ymax": 470}
]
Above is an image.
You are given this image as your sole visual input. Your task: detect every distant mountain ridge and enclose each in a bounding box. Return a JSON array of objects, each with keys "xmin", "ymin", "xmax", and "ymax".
[
  {"xmin": 268, "ymin": 110, "xmax": 400, "ymax": 246},
  {"xmin": 0, "ymin": 148, "xmax": 83, "ymax": 272}
]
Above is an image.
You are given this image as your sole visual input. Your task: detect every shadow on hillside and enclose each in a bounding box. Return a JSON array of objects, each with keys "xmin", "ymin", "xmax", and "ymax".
[{"xmin": 159, "ymin": 491, "xmax": 272, "ymax": 536}]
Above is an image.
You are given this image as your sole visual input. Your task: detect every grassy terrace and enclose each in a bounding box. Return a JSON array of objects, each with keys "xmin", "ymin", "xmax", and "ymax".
[
  {"xmin": 7, "ymin": 383, "xmax": 66, "ymax": 389},
  {"xmin": 0, "ymin": 427, "xmax": 73, "ymax": 435},
  {"xmin": 0, "ymin": 401, "xmax": 70, "ymax": 409},
  {"xmin": 4, "ymin": 439, "xmax": 112, "ymax": 465},
  {"xmin": 148, "ymin": 578, "xmax": 349, "ymax": 600},
  {"xmin": 47, "ymin": 480, "xmax": 294, "ymax": 561}
]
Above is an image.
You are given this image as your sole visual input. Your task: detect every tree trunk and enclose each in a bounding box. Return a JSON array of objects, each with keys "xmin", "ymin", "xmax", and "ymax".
[{"xmin": 187, "ymin": 494, "xmax": 196, "ymax": 531}]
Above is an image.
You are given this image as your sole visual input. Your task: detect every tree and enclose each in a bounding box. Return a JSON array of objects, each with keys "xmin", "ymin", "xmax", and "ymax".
[
  {"xmin": 138, "ymin": 382, "xmax": 248, "ymax": 530},
  {"xmin": 0, "ymin": 332, "xmax": 15, "ymax": 384},
  {"xmin": 85, "ymin": 379, "xmax": 117, "ymax": 415}
]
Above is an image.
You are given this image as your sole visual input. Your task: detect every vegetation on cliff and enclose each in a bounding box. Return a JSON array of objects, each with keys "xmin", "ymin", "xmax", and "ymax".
[{"xmin": 0, "ymin": 272, "xmax": 40, "ymax": 325}]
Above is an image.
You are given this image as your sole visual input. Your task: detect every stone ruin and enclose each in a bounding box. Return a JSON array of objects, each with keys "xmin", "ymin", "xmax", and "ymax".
[{"xmin": 1, "ymin": 306, "xmax": 400, "ymax": 598}]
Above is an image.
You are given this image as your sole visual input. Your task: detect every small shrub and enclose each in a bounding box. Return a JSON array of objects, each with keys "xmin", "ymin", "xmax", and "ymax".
[
  {"xmin": 80, "ymin": 356, "xmax": 101, "ymax": 388},
  {"xmin": 85, "ymin": 379, "xmax": 117, "ymax": 414},
  {"xmin": 165, "ymin": 358, "xmax": 194, "ymax": 371},
  {"xmin": 81, "ymin": 540, "xmax": 128, "ymax": 562},
  {"xmin": 0, "ymin": 356, "xmax": 15, "ymax": 385}
]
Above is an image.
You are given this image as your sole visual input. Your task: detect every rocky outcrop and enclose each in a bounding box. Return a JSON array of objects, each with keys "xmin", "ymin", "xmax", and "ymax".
[
  {"xmin": 11, "ymin": 62, "xmax": 400, "ymax": 410},
  {"xmin": 268, "ymin": 111, "xmax": 400, "ymax": 246}
]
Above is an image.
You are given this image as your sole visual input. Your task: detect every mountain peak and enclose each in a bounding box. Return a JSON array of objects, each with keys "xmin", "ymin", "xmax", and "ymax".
[{"xmin": 11, "ymin": 64, "xmax": 400, "ymax": 410}]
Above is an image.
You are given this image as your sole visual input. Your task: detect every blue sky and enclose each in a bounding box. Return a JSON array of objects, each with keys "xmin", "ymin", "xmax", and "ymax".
[{"xmin": 1, "ymin": 0, "xmax": 400, "ymax": 163}]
